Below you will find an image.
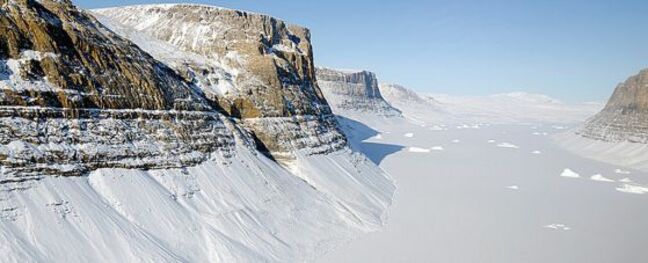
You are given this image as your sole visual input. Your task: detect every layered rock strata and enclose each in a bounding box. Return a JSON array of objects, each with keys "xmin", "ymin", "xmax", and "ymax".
[
  {"xmin": 579, "ymin": 69, "xmax": 648, "ymax": 143},
  {"xmin": 315, "ymin": 67, "xmax": 401, "ymax": 116},
  {"xmin": 93, "ymin": 4, "xmax": 346, "ymax": 159}
]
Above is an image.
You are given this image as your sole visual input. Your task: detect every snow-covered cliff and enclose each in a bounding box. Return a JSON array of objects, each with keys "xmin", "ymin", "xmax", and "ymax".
[
  {"xmin": 0, "ymin": 1, "xmax": 394, "ymax": 262},
  {"xmin": 93, "ymin": 4, "xmax": 346, "ymax": 160},
  {"xmin": 579, "ymin": 68, "xmax": 648, "ymax": 143},
  {"xmin": 316, "ymin": 67, "xmax": 401, "ymax": 117}
]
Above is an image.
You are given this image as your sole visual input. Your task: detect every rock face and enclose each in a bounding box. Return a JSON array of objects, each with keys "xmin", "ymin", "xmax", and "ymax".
[
  {"xmin": 0, "ymin": 1, "xmax": 347, "ymax": 179},
  {"xmin": 0, "ymin": 0, "xmax": 239, "ymax": 179},
  {"xmin": 93, "ymin": 4, "xmax": 345, "ymax": 159},
  {"xmin": 580, "ymin": 69, "xmax": 648, "ymax": 143},
  {"xmin": 315, "ymin": 67, "xmax": 401, "ymax": 116}
]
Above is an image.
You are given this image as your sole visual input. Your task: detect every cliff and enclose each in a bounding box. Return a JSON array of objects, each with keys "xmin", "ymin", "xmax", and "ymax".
[
  {"xmin": 93, "ymin": 4, "xmax": 346, "ymax": 159},
  {"xmin": 580, "ymin": 69, "xmax": 648, "ymax": 143},
  {"xmin": 315, "ymin": 67, "xmax": 401, "ymax": 116},
  {"xmin": 0, "ymin": 0, "xmax": 237, "ymax": 179},
  {"xmin": 0, "ymin": 2, "xmax": 395, "ymax": 262}
]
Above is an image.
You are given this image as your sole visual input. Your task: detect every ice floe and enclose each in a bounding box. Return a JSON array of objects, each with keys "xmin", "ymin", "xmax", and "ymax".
[
  {"xmin": 497, "ymin": 143, "xmax": 519, "ymax": 149},
  {"xmin": 614, "ymin": 169, "xmax": 631, "ymax": 175},
  {"xmin": 408, "ymin": 147, "xmax": 431, "ymax": 153},
  {"xmin": 404, "ymin": 133, "xmax": 414, "ymax": 138},
  {"xmin": 544, "ymin": 224, "xmax": 571, "ymax": 231},
  {"xmin": 560, "ymin": 169, "xmax": 580, "ymax": 178},
  {"xmin": 590, "ymin": 174, "xmax": 614, "ymax": 183},
  {"xmin": 616, "ymin": 184, "xmax": 648, "ymax": 195},
  {"xmin": 620, "ymin": 178, "xmax": 633, "ymax": 183}
]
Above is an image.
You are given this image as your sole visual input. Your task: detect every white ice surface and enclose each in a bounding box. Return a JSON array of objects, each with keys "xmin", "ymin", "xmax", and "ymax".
[{"xmin": 321, "ymin": 112, "xmax": 648, "ymax": 263}]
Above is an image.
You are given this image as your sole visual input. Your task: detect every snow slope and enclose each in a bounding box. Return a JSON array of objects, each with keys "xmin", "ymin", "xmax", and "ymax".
[
  {"xmin": 553, "ymin": 130, "xmax": 648, "ymax": 172},
  {"xmin": 0, "ymin": 146, "xmax": 394, "ymax": 262}
]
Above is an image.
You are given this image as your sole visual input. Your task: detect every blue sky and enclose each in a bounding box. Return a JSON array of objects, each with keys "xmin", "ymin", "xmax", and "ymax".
[{"xmin": 77, "ymin": 0, "xmax": 648, "ymax": 102}]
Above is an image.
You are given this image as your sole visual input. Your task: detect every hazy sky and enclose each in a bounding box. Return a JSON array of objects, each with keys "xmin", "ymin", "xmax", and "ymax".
[{"xmin": 76, "ymin": 0, "xmax": 648, "ymax": 102}]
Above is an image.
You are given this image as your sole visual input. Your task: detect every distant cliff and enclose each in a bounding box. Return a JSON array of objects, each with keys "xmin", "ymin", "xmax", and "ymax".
[
  {"xmin": 315, "ymin": 67, "xmax": 401, "ymax": 116},
  {"xmin": 580, "ymin": 69, "xmax": 648, "ymax": 143}
]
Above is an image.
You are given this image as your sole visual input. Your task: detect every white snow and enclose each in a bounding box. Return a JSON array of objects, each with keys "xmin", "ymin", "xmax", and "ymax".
[
  {"xmin": 554, "ymin": 132, "xmax": 648, "ymax": 172},
  {"xmin": 408, "ymin": 147, "xmax": 430, "ymax": 153},
  {"xmin": 614, "ymin": 169, "xmax": 631, "ymax": 175},
  {"xmin": 544, "ymin": 224, "xmax": 571, "ymax": 231},
  {"xmin": 560, "ymin": 169, "xmax": 581, "ymax": 178},
  {"xmin": 430, "ymin": 146, "xmax": 445, "ymax": 151},
  {"xmin": 497, "ymin": 142, "xmax": 519, "ymax": 149},
  {"xmin": 615, "ymin": 184, "xmax": 648, "ymax": 195},
  {"xmin": 620, "ymin": 178, "xmax": 634, "ymax": 183},
  {"xmin": 590, "ymin": 174, "xmax": 615, "ymax": 183},
  {"xmin": 531, "ymin": 150, "xmax": 542, "ymax": 154},
  {"xmin": 321, "ymin": 79, "xmax": 644, "ymax": 263},
  {"xmin": 403, "ymin": 133, "xmax": 414, "ymax": 138},
  {"xmin": 0, "ymin": 147, "xmax": 394, "ymax": 262}
]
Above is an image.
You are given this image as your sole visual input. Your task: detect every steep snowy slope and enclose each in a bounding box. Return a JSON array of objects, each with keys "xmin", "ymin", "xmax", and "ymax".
[
  {"xmin": 0, "ymin": 1, "xmax": 394, "ymax": 262},
  {"xmin": 315, "ymin": 67, "xmax": 401, "ymax": 117},
  {"xmin": 1, "ymin": 147, "xmax": 394, "ymax": 262}
]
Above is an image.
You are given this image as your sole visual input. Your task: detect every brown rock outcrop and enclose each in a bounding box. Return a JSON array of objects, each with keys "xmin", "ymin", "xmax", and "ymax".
[
  {"xmin": 93, "ymin": 4, "xmax": 346, "ymax": 158},
  {"xmin": 580, "ymin": 69, "xmax": 648, "ymax": 143},
  {"xmin": 0, "ymin": 0, "xmax": 236, "ymax": 179}
]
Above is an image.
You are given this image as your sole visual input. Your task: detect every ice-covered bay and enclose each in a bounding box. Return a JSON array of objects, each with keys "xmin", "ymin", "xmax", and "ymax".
[{"xmin": 325, "ymin": 117, "xmax": 648, "ymax": 263}]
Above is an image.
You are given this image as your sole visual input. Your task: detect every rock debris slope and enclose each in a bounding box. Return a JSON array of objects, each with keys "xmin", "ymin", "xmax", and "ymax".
[
  {"xmin": 579, "ymin": 68, "xmax": 648, "ymax": 143},
  {"xmin": 0, "ymin": 1, "xmax": 394, "ymax": 262}
]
